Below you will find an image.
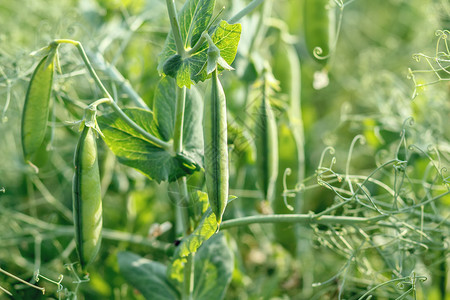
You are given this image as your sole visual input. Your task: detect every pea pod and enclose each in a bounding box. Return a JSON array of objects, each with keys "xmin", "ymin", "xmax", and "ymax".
[
  {"xmin": 21, "ymin": 55, "xmax": 54, "ymax": 164},
  {"xmin": 73, "ymin": 125, "xmax": 102, "ymax": 268},
  {"xmin": 255, "ymin": 77, "xmax": 278, "ymax": 203},
  {"xmin": 304, "ymin": 0, "xmax": 335, "ymax": 65},
  {"xmin": 203, "ymin": 69, "xmax": 229, "ymax": 224}
]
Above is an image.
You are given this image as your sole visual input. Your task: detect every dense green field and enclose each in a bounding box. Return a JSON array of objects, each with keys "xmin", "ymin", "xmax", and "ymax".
[{"xmin": 0, "ymin": 0, "xmax": 449, "ymax": 299}]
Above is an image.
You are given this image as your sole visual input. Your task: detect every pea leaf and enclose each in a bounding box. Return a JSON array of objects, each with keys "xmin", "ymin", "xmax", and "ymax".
[
  {"xmin": 118, "ymin": 251, "xmax": 180, "ymax": 300},
  {"xmin": 98, "ymin": 108, "xmax": 172, "ymax": 182},
  {"xmin": 151, "ymin": 77, "xmax": 203, "ymax": 167},
  {"xmin": 157, "ymin": 0, "xmax": 216, "ymax": 75},
  {"xmin": 168, "ymin": 192, "xmax": 218, "ymax": 282},
  {"xmin": 158, "ymin": 10, "xmax": 242, "ymax": 87},
  {"xmin": 192, "ymin": 21, "xmax": 242, "ymax": 83},
  {"xmin": 97, "ymin": 78, "xmax": 203, "ymax": 182},
  {"xmin": 193, "ymin": 233, "xmax": 234, "ymax": 300}
]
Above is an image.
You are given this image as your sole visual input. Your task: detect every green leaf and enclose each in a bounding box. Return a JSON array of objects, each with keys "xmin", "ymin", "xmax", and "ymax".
[
  {"xmin": 157, "ymin": 0, "xmax": 216, "ymax": 74},
  {"xmin": 192, "ymin": 20, "xmax": 242, "ymax": 83},
  {"xmin": 159, "ymin": 17, "xmax": 241, "ymax": 87},
  {"xmin": 193, "ymin": 233, "xmax": 234, "ymax": 300},
  {"xmin": 163, "ymin": 54, "xmax": 183, "ymax": 78},
  {"xmin": 97, "ymin": 79, "xmax": 203, "ymax": 182},
  {"xmin": 118, "ymin": 251, "xmax": 180, "ymax": 300},
  {"xmin": 151, "ymin": 77, "xmax": 204, "ymax": 166},
  {"xmin": 168, "ymin": 192, "xmax": 218, "ymax": 282},
  {"xmin": 98, "ymin": 108, "xmax": 172, "ymax": 182}
]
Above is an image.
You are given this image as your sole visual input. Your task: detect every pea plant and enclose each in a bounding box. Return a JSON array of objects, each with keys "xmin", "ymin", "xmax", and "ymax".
[{"xmin": 1, "ymin": 0, "xmax": 449, "ymax": 299}]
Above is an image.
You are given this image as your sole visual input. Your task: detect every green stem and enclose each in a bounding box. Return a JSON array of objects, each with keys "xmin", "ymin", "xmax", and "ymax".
[
  {"xmin": 172, "ymin": 86, "xmax": 190, "ymax": 233},
  {"xmin": 173, "ymin": 87, "xmax": 187, "ymax": 153},
  {"xmin": 228, "ymin": 0, "xmax": 265, "ymax": 24},
  {"xmin": 171, "ymin": 84, "xmax": 193, "ymax": 299},
  {"xmin": 90, "ymin": 98, "xmax": 111, "ymax": 108},
  {"xmin": 183, "ymin": 254, "xmax": 195, "ymax": 300},
  {"xmin": 220, "ymin": 214, "xmax": 390, "ymax": 230},
  {"xmin": 246, "ymin": 0, "xmax": 271, "ymax": 56},
  {"xmin": 187, "ymin": 34, "xmax": 206, "ymax": 56},
  {"xmin": 53, "ymin": 39, "xmax": 172, "ymax": 151},
  {"xmin": 203, "ymin": 32, "xmax": 215, "ymax": 47},
  {"xmin": 86, "ymin": 50, "xmax": 149, "ymax": 110},
  {"xmin": 357, "ymin": 275, "xmax": 426, "ymax": 300},
  {"xmin": 0, "ymin": 267, "xmax": 45, "ymax": 294},
  {"xmin": 165, "ymin": 0, "xmax": 186, "ymax": 57},
  {"xmin": 0, "ymin": 221, "xmax": 174, "ymax": 255},
  {"xmin": 177, "ymin": 177, "xmax": 191, "ymax": 233},
  {"xmin": 186, "ymin": 6, "xmax": 225, "ymax": 56},
  {"xmin": 108, "ymin": 100, "xmax": 172, "ymax": 150}
]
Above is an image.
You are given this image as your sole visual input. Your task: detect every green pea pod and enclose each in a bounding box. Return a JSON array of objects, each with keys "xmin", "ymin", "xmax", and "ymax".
[
  {"xmin": 304, "ymin": 0, "xmax": 334, "ymax": 65},
  {"xmin": 21, "ymin": 55, "xmax": 54, "ymax": 164},
  {"xmin": 256, "ymin": 79, "xmax": 278, "ymax": 203},
  {"xmin": 203, "ymin": 69, "xmax": 229, "ymax": 224},
  {"xmin": 73, "ymin": 125, "xmax": 102, "ymax": 269}
]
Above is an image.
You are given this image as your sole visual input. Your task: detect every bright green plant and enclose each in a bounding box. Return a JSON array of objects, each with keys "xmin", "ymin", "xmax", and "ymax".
[
  {"xmin": 72, "ymin": 107, "xmax": 103, "ymax": 269},
  {"xmin": 0, "ymin": 0, "xmax": 449, "ymax": 299},
  {"xmin": 21, "ymin": 51, "xmax": 55, "ymax": 167},
  {"xmin": 203, "ymin": 68, "xmax": 229, "ymax": 224}
]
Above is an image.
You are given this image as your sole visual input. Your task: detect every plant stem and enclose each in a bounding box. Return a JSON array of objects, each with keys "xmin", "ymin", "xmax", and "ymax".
[
  {"xmin": 187, "ymin": 34, "xmax": 206, "ymax": 56},
  {"xmin": 171, "ymin": 83, "xmax": 193, "ymax": 299},
  {"xmin": 0, "ymin": 217, "xmax": 174, "ymax": 255},
  {"xmin": 165, "ymin": 0, "xmax": 186, "ymax": 57},
  {"xmin": 177, "ymin": 166, "xmax": 195, "ymax": 300},
  {"xmin": 183, "ymin": 254, "xmax": 195, "ymax": 300},
  {"xmin": 186, "ymin": 6, "xmax": 224, "ymax": 56},
  {"xmin": 177, "ymin": 177, "xmax": 191, "ymax": 233},
  {"xmin": 172, "ymin": 85, "xmax": 190, "ymax": 231},
  {"xmin": 219, "ymin": 214, "xmax": 390, "ymax": 230},
  {"xmin": 53, "ymin": 39, "xmax": 171, "ymax": 151},
  {"xmin": 0, "ymin": 267, "xmax": 45, "ymax": 294},
  {"xmin": 173, "ymin": 87, "xmax": 187, "ymax": 153},
  {"xmin": 228, "ymin": 0, "xmax": 265, "ymax": 24},
  {"xmin": 108, "ymin": 100, "xmax": 172, "ymax": 150},
  {"xmin": 86, "ymin": 50, "xmax": 150, "ymax": 110}
]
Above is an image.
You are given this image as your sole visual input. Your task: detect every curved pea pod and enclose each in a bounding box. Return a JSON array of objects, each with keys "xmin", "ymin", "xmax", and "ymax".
[
  {"xmin": 255, "ymin": 83, "xmax": 278, "ymax": 203},
  {"xmin": 203, "ymin": 70, "xmax": 229, "ymax": 224},
  {"xmin": 304, "ymin": 0, "xmax": 335, "ymax": 65},
  {"xmin": 21, "ymin": 55, "xmax": 54, "ymax": 164},
  {"xmin": 73, "ymin": 125, "xmax": 102, "ymax": 268}
]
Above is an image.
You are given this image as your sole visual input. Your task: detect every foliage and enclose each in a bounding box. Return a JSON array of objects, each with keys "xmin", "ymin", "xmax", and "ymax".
[{"xmin": 0, "ymin": 0, "xmax": 449, "ymax": 299}]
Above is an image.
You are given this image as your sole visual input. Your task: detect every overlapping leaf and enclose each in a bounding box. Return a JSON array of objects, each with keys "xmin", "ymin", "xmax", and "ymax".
[
  {"xmin": 168, "ymin": 192, "xmax": 218, "ymax": 282},
  {"xmin": 193, "ymin": 233, "xmax": 234, "ymax": 300},
  {"xmin": 98, "ymin": 78, "xmax": 203, "ymax": 182},
  {"xmin": 157, "ymin": 0, "xmax": 241, "ymax": 88},
  {"xmin": 157, "ymin": 0, "xmax": 215, "ymax": 76},
  {"xmin": 118, "ymin": 251, "xmax": 180, "ymax": 300}
]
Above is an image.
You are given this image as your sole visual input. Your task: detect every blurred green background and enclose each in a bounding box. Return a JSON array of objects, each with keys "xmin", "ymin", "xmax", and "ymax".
[{"xmin": 0, "ymin": 0, "xmax": 449, "ymax": 299}]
